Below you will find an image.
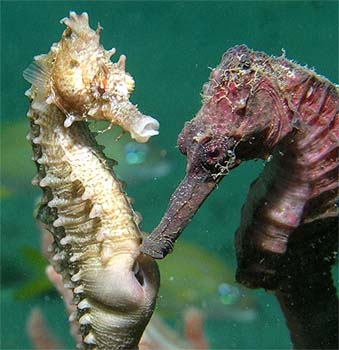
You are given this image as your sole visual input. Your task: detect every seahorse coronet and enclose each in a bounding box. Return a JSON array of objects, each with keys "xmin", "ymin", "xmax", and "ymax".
[{"xmin": 24, "ymin": 11, "xmax": 160, "ymax": 350}]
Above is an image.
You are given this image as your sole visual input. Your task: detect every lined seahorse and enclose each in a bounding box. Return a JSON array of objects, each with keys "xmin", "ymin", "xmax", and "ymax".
[
  {"xmin": 141, "ymin": 45, "xmax": 338, "ymax": 273},
  {"xmin": 140, "ymin": 45, "xmax": 338, "ymax": 348},
  {"xmin": 24, "ymin": 12, "xmax": 160, "ymax": 350}
]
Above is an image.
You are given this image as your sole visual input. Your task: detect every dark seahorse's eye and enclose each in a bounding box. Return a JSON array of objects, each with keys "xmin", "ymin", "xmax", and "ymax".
[
  {"xmin": 201, "ymin": 137, "xmax": 237, "ymax": 173},
  {"xmin": 206, "ymin": 148, "xmax": 221, "ymax": 160},
  {"xmin": 201, "ymin": 141, "xmax": 227, "ymax": 171}
]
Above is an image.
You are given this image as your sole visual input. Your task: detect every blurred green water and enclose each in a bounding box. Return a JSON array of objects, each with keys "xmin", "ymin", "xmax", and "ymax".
[{"xmin": 1, "ymin": 1, "xmax": 338, "ymax": 349}]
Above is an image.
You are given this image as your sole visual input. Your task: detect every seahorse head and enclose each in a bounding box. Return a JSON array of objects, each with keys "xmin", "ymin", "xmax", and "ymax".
[
  {"xmin": 141, "ymin": 45, "xmax": 296, "ymax": 259},
  {"xmin": 24, "ymin": 12, "xmax": 159, "ymax": 142}
]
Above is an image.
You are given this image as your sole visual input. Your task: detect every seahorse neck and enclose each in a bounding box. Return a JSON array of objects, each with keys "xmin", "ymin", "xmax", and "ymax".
[{"xmin": 236, "ymin": 76, "xmax": 339, "ymax": 257}]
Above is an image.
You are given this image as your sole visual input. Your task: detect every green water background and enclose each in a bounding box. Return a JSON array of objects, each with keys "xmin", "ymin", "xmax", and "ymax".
[{"xmin": 1, "ymin": 1, "xmax": 338, "ymax": 349}]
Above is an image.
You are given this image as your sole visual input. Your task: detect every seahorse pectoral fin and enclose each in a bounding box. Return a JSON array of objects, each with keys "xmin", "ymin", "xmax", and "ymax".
[{"xmin": 140, "ymin": 172, "xmax": 217, "ymax": 259}]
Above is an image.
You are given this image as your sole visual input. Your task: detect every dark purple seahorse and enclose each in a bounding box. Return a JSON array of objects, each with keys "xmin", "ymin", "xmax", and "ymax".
[{"xmin": 141, "ymin": 45, "xmax": 339, "ymax": 349}]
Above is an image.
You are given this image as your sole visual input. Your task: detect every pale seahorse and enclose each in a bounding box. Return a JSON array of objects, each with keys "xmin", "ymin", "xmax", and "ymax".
[{"xmin": 24, "ymin": 12, "xmax": 160, "ymax": 350}]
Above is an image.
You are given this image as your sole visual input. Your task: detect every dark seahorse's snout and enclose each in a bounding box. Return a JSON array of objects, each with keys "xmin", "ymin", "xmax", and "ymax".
[
  {"xmin": 141, "ymin": 171, "xmax": 218, "ymax": 259},
  {"xmin": 141, "ymin": 126, "xmax": 239, "ymax": 259}
]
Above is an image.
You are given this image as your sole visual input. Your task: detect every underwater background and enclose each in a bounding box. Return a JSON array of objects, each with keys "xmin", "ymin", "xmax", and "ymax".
[{"xmin": 1, "ymin": 1, "xmax": 338, "ymax": 349}]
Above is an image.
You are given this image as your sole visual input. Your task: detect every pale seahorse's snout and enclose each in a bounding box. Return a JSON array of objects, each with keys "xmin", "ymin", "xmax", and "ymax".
[{"xmin": 129, "ymin": 114, "xmax": 160, "ymax": 143}]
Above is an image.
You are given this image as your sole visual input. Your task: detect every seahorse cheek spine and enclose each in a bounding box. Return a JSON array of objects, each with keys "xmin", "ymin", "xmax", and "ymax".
[{"xmin": 25, "ymin": 12, "xmax": 160, "ymax": 350}]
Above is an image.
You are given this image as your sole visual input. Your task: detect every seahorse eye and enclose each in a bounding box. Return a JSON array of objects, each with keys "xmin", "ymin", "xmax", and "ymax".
[
  {"xmin": 202, "ymin": 142, "xmax": 226, "ymax": 170},
  {"xmin": 201, "ymin": 137, "xmax": 237, "ymax": 173},
  {"xmin": 206, "ymin": 148, "xmax": 221, "ymax": 160}
]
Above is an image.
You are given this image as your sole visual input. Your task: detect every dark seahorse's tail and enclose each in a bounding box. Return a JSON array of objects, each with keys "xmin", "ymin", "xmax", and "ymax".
[{"xmin": 275, "ymin": 218, "xmax": 338, "ymax": 349}]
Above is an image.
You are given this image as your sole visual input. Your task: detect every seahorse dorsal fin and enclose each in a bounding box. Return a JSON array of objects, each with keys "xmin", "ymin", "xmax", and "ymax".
[{"xmin": 23, "ymin": 56, "xmax": 51, "ymax": 90}]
